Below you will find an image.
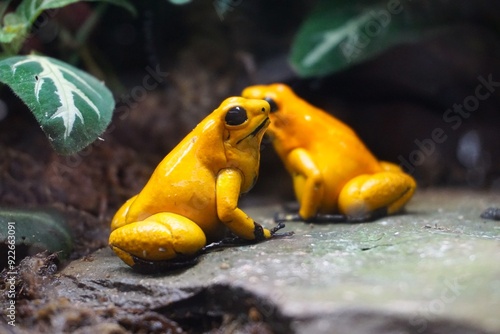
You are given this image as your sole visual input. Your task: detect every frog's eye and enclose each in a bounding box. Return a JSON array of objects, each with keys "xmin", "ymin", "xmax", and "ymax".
[
  {"xmin": 225, "ymin": 106, "xmax": 248, "ymax": 126},
  {"xmin": 264, "ymin": 97, "xmax": 278, "ymax": 113}
]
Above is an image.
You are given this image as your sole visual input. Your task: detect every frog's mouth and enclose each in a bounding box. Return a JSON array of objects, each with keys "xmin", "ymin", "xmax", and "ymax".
[{"xmin": 237, "ymin": 117, "xmax": 269, "ymax": 144}]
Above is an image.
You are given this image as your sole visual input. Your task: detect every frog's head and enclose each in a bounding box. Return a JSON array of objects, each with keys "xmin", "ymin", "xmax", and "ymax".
[
  {"xmin": 217, "ymin": 96, "xmax": 270, "ymax": 150},
  {"xmin": 241, "ymin": 84, "xmax": 299, "ymax": 144}
]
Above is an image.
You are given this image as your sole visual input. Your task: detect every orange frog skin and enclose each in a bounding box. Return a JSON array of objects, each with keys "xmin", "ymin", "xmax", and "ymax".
[
  {"xmin": 109, "ymin": 97, "xmax": 282, "ymax": 271},
  {"xmin": 242, "ymin": 83, "xmax": 416, "ymax": 221}
]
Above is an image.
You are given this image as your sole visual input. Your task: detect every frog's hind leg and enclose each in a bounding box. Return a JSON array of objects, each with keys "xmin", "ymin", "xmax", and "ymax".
[
  {"xmin": 110, "ymin": 195, "xmax": 137, "ymax": 231},
  {"xmin": 109, "ymin": 212, "xmax": 207, "ymax": 272},
  {"xmin": 338, "ymin": 171, "xmax": 416, "ymax": 221}
]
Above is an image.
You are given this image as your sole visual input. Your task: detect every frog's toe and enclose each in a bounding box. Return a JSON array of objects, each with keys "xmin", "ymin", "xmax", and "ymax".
[{"xmin": 109, "ymin": 213, "xmax": 207, "ymax": 269}]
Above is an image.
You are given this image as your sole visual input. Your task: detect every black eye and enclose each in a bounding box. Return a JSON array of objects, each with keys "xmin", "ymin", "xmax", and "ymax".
[
  {"xmin": 225, "ymin": 106, "xmax": 248, "ymax": 125},
  {"xmin": 264, "ymin": 97, "xmax": 278, "ymax": 113}
]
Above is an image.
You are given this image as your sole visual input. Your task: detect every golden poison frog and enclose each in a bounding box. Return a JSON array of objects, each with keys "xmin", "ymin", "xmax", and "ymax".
[
  {"xmin": 242, "ymin": 83, "xmax": 416, "ymax": 222},
  {"xmin": 109, "ymin": 97, "xmax": 284, "ymax": 271}
]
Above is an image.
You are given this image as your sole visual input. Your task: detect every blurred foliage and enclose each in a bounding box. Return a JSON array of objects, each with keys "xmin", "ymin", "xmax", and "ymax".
[
  {"xmin": 168, "ymin": 0, "xmax": 192, "ymax": 4},
  {"xmin": 290, "ymin": 0, "xmax": 500, "ymax": 77},
  {"xmin": 0, "ymin": 0, "xmax": 135, "ymax": 56},
  {"xmin": 0, "ymin": 208, "xmax": 73, "ymax": 265}
]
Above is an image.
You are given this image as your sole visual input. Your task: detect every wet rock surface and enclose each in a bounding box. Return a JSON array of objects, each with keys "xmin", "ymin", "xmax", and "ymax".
[{"xmin": 49, "ymin": 189, "xmax": 500, "ymax": 333}]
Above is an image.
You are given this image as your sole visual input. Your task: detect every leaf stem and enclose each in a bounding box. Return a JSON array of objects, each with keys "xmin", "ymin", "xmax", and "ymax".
[{"xmin": 75, "ymin": 3, "xmax": 108, "ymax": 47}]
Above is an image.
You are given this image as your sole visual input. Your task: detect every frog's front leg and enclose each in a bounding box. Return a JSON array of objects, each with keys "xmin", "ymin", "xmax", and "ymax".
[
  {"xmin": 108, "ymin": 212, "xmax": 207, "ymax": 271},
  {"xmin": 216, "ymin": 168, "xmax": 273, "ymax": 241},
  {"xmin": 287, "ymin": 148, "xmax": 324, "ymax": 220},
  {"xmin": 338, "ymin": 171, "xmax": 416, "ymax": 219}
]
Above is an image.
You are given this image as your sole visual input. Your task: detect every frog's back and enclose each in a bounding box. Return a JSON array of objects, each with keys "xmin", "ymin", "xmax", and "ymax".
[
  {"xmin": 126, "ymin": 125, "xmax": 227, "ymax": 238},
  {"xmin": 296, "ymin": 103, "xmax": 381, "ymax": 174}
]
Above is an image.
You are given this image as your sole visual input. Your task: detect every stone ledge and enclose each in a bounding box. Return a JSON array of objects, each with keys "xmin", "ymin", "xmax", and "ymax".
[{"xmin": 50, "ymin": 189, "xmax": 500, "ymax": 333}]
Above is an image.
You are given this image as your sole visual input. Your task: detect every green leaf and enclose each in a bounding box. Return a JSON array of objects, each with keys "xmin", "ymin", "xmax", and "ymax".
[
  {"xmin": 0, "ymin": 208, "xmax": 73, "ymax": 261},
  {"xmin": 0, "ymin": 54, "xmax": 115, "ymax": 155},
  {"xmin": 0, "ymin": 30, "xmax": 18, "ymax": 43},
  {"xmin": 15, "ymin": 0, "xmax": 136, "ymax": 24},
  {"xmin": 0, "ymin": 1, "xmax": 13, "ymax": 20},
  {"xmin": 0, "ymin": 12, "xmax": 28, "ymax": 53},
  {"xmin": 289, "ymin": 0, "xmax": 462, "ymax": 77},
  {"xmin": 169, "ymin": 0, "xmax": 192, "ymax": 5},
  {"xmin": 1, "ymin": 0, "xmax": 136, "ymax": 55}
]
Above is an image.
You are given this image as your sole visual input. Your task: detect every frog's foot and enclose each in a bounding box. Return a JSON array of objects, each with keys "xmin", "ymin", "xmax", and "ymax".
[
  {"xmin": 338, "ymin": 171, "xmax": 416, "ymax": 220},
  {"xmin": 109, "ymin": 212, "xmax": 207, "ymax": 272},
  {"xmin": 201, "ymin": 236, "xmax": 252, "ymax": 252},
  {"xmin": 270, "ymin": 222, "xmax": 293, "ymax": 236},
  {"xmin": 202, "ymin": 222, "xmax": 291, "ymax": 253},
  {"xmin": 275, "ymin": 212, "xmax": 347, "ymax": 223},
  {"xmin": 274, "ymin": 211, "xmax": 385, "ymax": 223}
]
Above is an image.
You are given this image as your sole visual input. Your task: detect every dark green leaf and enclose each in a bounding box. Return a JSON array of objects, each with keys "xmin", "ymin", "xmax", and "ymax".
[
  {"xmin": 289, "ymin": 0, "xmax": 494, "ymax": 77},
  {"xmin": 0, "ymin": 208, "xmax": 73, "ymax": 261}
]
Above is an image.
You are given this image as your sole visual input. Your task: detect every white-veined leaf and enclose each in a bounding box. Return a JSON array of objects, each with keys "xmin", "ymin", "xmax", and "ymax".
[{"xmin": 0, "ymin": 54, "xmax": 115, "ymax": 155}]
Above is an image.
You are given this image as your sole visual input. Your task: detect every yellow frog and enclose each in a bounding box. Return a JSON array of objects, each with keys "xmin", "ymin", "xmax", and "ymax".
[
  {"xmin": 109, "ymin": 97, "xmax": 283, "ymax": 271},
  {"xmin": 242, "ymin": 83, "xmax": 416, "ymax": 222}
]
